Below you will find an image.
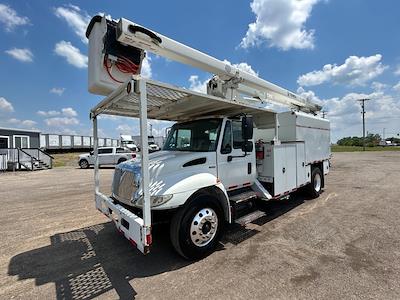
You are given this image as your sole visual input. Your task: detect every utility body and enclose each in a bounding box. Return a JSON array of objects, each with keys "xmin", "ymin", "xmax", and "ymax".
[{"xmin": 87, "ymin": 15, "xmax": 330, "ymax": 259}]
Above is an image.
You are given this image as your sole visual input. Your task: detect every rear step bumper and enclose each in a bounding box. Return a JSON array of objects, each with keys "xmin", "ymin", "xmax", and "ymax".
[{"xmin": 95, "ymin": 192, "xmax": 151, "ymax": 254}]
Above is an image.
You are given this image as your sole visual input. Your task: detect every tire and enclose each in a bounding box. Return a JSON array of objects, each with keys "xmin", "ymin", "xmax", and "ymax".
[
  {"xmin": 117, "ymin": 158, "xmax": 127, "ymax": 164},
  {"xmin": 170, "ymin": 196, "xmax": 223, "ymax": 260},
  {"xmin": 306, "ymin": 167, "xmax": 323, "ymax": 198},
  {"xmin": 79, "ymin": 159, "xmax": 89, "ymax": 169}
]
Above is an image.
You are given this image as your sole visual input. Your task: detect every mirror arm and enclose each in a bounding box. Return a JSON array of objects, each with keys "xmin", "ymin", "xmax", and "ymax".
[{"xmin": 227, "ymin": 140, "xmax": 252, "ymax": 161}]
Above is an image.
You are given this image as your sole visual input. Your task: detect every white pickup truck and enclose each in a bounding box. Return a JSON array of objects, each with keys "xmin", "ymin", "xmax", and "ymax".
[{"xmin": 78, "ymin": 147, "xmax": 136, "ymax": 168}]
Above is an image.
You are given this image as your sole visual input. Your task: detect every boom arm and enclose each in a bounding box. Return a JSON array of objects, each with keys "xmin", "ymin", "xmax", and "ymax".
[{"xmin": 116, "ymin": 18, "xmax": 321, "ymax": 113}]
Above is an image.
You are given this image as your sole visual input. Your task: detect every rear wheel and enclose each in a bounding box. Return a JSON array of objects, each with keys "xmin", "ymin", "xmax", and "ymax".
[
  {"xmin": 79, "ymin": 159, "xmax": 89, "ymax": 169},
  {"xmin": 306, "ymin": 167, "xmax": 323, "ymax": 198},
  {"xmin": 170, "ymin": 196, "xmax": 223, "ymax": 260}
]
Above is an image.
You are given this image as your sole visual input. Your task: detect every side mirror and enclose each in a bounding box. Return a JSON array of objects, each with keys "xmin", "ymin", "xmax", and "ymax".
[
  {"xmin": 242, "ymin": 116, "xmax": 253, "ymax": 140},
  {"xmin": 90, "ymin": 151, "xmax": 94, "ymax": 155},
  {"xmin": 242, "ymin": 141, "xmax": 253, "ymax": 153}
]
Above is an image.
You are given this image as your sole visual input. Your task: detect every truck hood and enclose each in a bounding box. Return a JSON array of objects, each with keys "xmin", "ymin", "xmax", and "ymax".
[
  {"xmin": 115, "ymin": 150, "xmax": 217, "ymax": 195},
  {"xmin": 120, "ymin": 150, "xmax": 213, "ymax": 175}
]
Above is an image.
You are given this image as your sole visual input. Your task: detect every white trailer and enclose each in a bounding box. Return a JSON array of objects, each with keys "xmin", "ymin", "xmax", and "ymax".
[{"xmin": 87, "ymin": 15, "xmax": 330, "ymax": 259}]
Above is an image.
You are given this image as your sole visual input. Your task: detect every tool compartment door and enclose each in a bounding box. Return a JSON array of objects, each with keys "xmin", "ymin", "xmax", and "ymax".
[{"xmin": 273, "ymin": 144, "xmax": 297, "ymax": 196}]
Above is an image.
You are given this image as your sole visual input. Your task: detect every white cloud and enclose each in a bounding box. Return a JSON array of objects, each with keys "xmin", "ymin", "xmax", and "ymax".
[
  {"xmin": 21, "ymin": 120, "xmax": 37, "ymax": 127},
  {"xmin": 296, "ymin": 87, "xmax": 323, "ymax": 105},
  {"xmin": 394, "ymin": 66, "xmax": 400, "ymax": 76},
  {"xmin": 371, "ymin": 81, "xmax": 388, "ymax": 92},
  {"xmin": 141, "ymin": 56, "xmax": 152, "ymax": 78},
  {"xmin": 223, "ymin": 60, "xmax": 258, "ymax": 76},
  {"xmin": 318, "ymin": 91, "xmax": 400, "ymax": 141},
  {"xmin": 117, "ymin": 124, "xmax": 135, "ymax": 135},
  {"xmin": 98, "ymin": 115, "xmax": 121, "ymax": 121},
  {"xmin": 189, "ymin": 60, "xmax": 258, "ymax": 93},
  {"xmin": 61, "ymin": 107, "xmax": 78, "ymax": 117},
  {"xmin": 54, "ymin": 41, "xmax": 88, "ymax": 68},
  {"xmin": 44, "ymin": 117, "xmax": 79, "ymax": 127},
  {"xmin": 56, "ymin": 128, "xmax": 78, "ymax": 135},
  {"xmin": 0, "ymin": 4, "xmax": 29, "ymax": 32},
  {"xmin": 240, "ymin": 0, "xmax": 320, "ymax": 50},
  {"xmin": 37, "ymin": 110, "xmax": 60, "ymax": 117},
  {"xmin": 0, "ymin": 97, "xmax": 14, "ymax": 113},
  {"xmin": 5, "ymin": 48, "xmax": 33, "ymax": 62},
  {"xmin": 54, "ymin": 5, "xmax": 91, "ymax": 44},
  {"xmin": 50, "ymin": 87, "xmax": 65, "ymax": 96},
  {"xmin": 7, "ymin": 118, "xmax": 19, "ymax": 124},
  {"xmin": 7, "ymin": 118, "xmax": 37, "ymax": 128},
  {"xmin": 189, "ymin": 75, "xmax": 208, "ymax": 93},
  {"xmin": 393, "ymin": 82, "xmax": 400, "ymax": 93},
  {"xmin": 37, "ymin": 107, "xmax": 78, "ymax": 117},
  {"xmin": 297, "ymin": 54, "xmax": 387, "ymax": 87}
]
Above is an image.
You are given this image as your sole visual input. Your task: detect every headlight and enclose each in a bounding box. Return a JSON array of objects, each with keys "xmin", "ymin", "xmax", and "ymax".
[{"xmin": 134, "ymin": 194, "xmax": 173, "ymax": 207}]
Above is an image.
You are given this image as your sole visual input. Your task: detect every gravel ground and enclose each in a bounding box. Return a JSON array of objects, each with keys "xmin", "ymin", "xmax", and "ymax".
[{"xmin": 0, "ymin": 151, "xmax": 399, "ymax": 299}]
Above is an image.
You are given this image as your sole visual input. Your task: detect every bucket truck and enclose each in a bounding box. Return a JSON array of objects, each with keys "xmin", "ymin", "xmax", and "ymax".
[{"xmin": 87, "ymin": 15, "xmax": 330, "ymax": 259}]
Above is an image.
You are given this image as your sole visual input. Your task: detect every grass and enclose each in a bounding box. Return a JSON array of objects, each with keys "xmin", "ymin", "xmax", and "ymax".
[
  {"xmin": 331, "ymin": 145, "xmax": 400, "ymax": 152},
  {"xmin": 52, "ymin": 152, "xmax": 84, "ymax": 167}
]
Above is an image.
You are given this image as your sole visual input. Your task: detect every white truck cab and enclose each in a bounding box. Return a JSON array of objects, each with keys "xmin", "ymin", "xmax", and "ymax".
[
  {"xmin": 108, "ymin": 112, "xmax": 329, "ymax": 259},
  {"xmin": 87, "ymin": 15, "xmax": 330, "ymax": 259},
  {"xmin": 113, "ymin": 117, "xmax": 254, "ymax": 210}
]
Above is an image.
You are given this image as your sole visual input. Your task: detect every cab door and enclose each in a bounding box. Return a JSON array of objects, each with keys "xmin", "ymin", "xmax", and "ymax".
[{"xmin": 217, "ymin": 118, "xmax": 256, "ymax": 191}]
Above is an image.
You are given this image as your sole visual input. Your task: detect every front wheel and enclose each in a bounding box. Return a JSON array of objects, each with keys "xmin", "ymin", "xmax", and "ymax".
[
  {"xmin": 170, "ymin": 197, "xmax": 223, "ymax": 260},
  {"xmin": 306, "ymin": 167, "xmax": 323, "ymax": 198},
  {"xmin": 79, "ymin": 159, "xmax": 89, "ymax": 169}
]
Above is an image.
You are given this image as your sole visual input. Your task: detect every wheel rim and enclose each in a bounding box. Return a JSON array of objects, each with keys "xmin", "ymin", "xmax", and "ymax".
[
  {"xmin": 314, "ymin": 173, "xmax": 321, "ymax": 192},
  {"xmin": 190, "ymin": 208, "xmax": 218, "ymax": 247},
  {"xmin": 81, "ymin": 161, "xmax": 88, "ymax": 168}
]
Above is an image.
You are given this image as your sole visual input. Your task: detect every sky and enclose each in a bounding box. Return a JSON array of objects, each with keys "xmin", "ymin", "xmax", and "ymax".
[{"xmin": 0, "ymin": 0, "xmax": 400, "ymax": 142}]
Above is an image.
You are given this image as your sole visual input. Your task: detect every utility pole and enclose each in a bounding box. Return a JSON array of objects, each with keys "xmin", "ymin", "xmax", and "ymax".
[
  {"xmin": 356, "ymin": 98, "xmax": 370, "ymax": 151},
  {"xmin": 149, "ymin": 124, "xmax": 153, "ymax": 136}
]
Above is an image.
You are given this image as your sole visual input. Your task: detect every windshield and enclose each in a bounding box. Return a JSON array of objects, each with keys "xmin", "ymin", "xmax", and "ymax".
[{"xmin": 163, "ymin": 119, "xmax": 222, "ymax": 152}]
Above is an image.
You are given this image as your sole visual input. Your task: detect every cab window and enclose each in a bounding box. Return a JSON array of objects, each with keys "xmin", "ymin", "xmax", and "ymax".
[
  {"xmin": 221, "ymin": 120, "xmax": 232, "ymax": 154},
  {"xmin": 98, "ymin": 148, "xmax": 113, "ymax": 154},
  {"xmin": 232, "ymin": 120, "xmax": 244, "ymax": 149},
  {"xmin": 164, "ymin": 118, "xmax": 221, "ymax": 152},
  {"xmin": 116, "ymin": 148, "xmax": 129, "ymax": 153}
]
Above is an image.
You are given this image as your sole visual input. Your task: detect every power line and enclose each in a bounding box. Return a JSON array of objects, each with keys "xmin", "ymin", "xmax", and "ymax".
[{"xmin": 356, "ymin": 98, "xmax": 371, "ymax": 151}]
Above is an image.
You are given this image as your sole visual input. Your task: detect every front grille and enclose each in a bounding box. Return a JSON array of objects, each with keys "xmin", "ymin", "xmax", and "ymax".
[{"xmin": 112, "ymin": 167, "xmax": 138, "ymax": 205}]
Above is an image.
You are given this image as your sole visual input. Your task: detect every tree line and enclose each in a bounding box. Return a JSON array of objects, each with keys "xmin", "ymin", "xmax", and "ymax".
[{"xmin": 337, "ymin": 134, "xmax": 381, "ymax": 147}]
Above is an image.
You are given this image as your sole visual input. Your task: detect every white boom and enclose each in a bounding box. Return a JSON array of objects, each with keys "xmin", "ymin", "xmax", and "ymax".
[{"xmin": 116, "ymin": 18, "xmax": 321, "ymax": 113}]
